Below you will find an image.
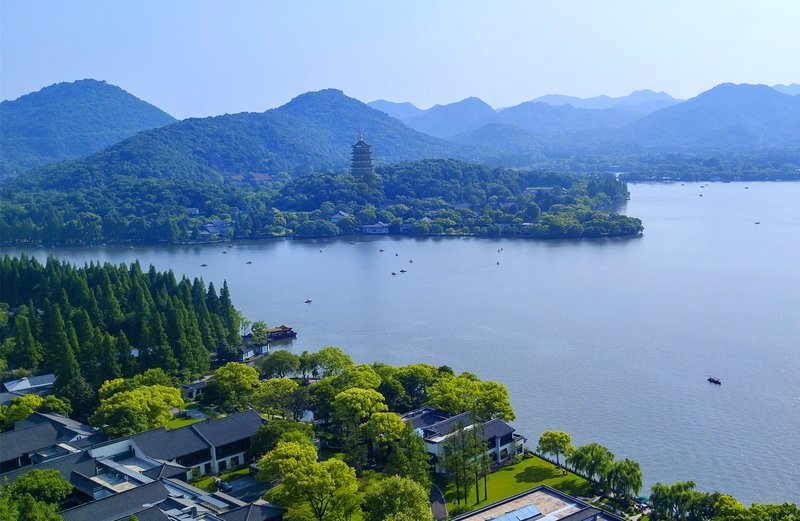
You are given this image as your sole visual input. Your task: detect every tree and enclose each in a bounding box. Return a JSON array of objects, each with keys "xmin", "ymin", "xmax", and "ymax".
[
  {"xmin": 650, "ymin": 481, "xmax": 699, "ymax": 521},
  {"xmin": 713, "ymin": 494, "xmax": 800, "ymax": 521},
  {"xmin": 361, "ymin": 412, "xmax": 406, "ymax": 447},
  {"xmin": 204, "ymin": 362, "xmax": 259, "ymax": 412},
  {"xmin": 332, "ymin": 388, "xmax": 387, "ymax": 433},
  {"xmin": 427, "ymin": 375, "xmax": 514, "ymax": 421},
  {"xmin": 250, "ymin": 320, "xmax": 269, "ymax": 345},
  {"xmin": 331, "ymin": 364, "xmax": 382, "ymax": 391},
  {"xmin": 363, "ymin": 475, "xmax": 433, "ymax": 521},
  {"xmin": 310, "ymin": 346, "xmax": 354, "ymax": 377},
  {"xmin": 89, "ymin": 384, "xmax": 183, "ymax": 437},
  {"xmin": 253, "ymin": 378, "xmax": 299, "ymax": 419},
  {"xmin": 7, "ymin": 314, "xmax": 42, "ymax": 370},
  {"xmin": 260, "ymin": 350, "xmax": 300, "ymax": 378},
  {"xmin": 257, "ymin": 439, "xmax": 318, "ymax": 481},
  {"xmin": 384, "ymin": 422, "xmax": 431, "ymax": 487},
  {"xmin": 247, "ymin": 419, "xmax": 314, "ymax": 460},
  {"xmin": 609, "ymin": 458, "xmax": 643, "ymax": 500},
  {"xmin": 7, "ymin": 468, "xmax": 72, "ymax": 504},
  {"xmin": 282, "ymin": 458, "xmax": 360, "ymax": 521},
  {"xmin": 536, "ymin": 431, "xmax": 573, "ymax": 468},
  {"xmin": 567, "ymin": 442, "xmax": 614, "ymax": 487},
  {"xmin": 0, "ymin": 394, "xmax": 43, "ymax": 428}
]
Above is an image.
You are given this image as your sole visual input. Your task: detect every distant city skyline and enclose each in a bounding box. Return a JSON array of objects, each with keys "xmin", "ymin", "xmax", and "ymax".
[{"xmin": 2, "ymin": 0, "xmax": 798, "ymax": 119}]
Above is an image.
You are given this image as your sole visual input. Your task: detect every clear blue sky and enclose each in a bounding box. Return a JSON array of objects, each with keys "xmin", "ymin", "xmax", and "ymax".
[{"xmin": 2, "ymin": 0, "xmax": 798, "ymax": 119}]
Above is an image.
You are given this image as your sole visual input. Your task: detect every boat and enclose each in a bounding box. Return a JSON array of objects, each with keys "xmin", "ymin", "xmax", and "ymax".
[
  {"xmin": 707, "ymin": 377, "xmax": 722, "ymax": 385},
  {"xmin": 200, "ymin": 263, "xmax": 208, "ymax": 267},
  {"xmin": 246, "ymin": 261, "xmax": 253, "ymax": 264},
  {"xmin": 399, "ymin": 269, "xmax": 406, "ymax": 273},
  {"xmin": 266, "ymin": 325, "xmax": 298, "ymax": 341},
  {"xmin": 391, "ymin": 272, "xmax": 397, "ymax": 276},
  {"xmin": 222, "ymin": 250, "xmax": 228, "ymax": 254},
  {"xmin": 395, "ymin": 253, "xmax": 398, "ymax": 256},
  {"xmin": 304, "ymin": 298, "xmax": 312, "ymax": 304},
  {"xmin": 379, "ymin": 249, "xmax": 385, "ymax": 252},
  {"xmin": 755, "ymin": 221, "xmax": 760, "ymax": 225},
  {"xmin": 409, "ymin": 260, "xmax": 413, "ymax": 263}
]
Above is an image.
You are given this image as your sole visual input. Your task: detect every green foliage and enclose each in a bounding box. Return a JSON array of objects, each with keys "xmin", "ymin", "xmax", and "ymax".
[
  {"xmin": 247, "ymin": 419, "xmax": 314, "ymax": 460},
  {"xmin": 310, "ymin": 346, "xmax": 354, "ymax": 378},
  {"xmin": 0, "ymin": 79, "xmax": 175, "ymax": 174},
  {"xmin": 713, "ymin": 495, "xmax": 800, "ymax": 521},
  {"xmin": 6, "ymin": 468, "xmax": 73, "ymax": 504},
  {"xmin": 203, "ymin": 362, "xmax": 260, "ymax": 412},
  {"xmin": 383, "ymin": 421, "xmax": 431, "ymax": 487},
  {"xmin": 259, "ymin": 349, "xmax": 300, "ymax": 378},
  {"xmin": 536, "ymin": 431, "xmax": 574, "ymax": 468},
  {"xmin": 253, "ymin": 378, "xmax": 299, "ymax": 419},
  {"xmin": 427, "ymin": 374, "xmax": 515, "ymax": 421},
  {"xmin": 567, "ymin": 442, "xmax": 615, "ymax": 486},
  {"xmin": 362, "ymin": 475, "xmax": 433, "ymax": 521},
  {"xmin": 89, "ymin": 383, "xmax": 183, "ymax": 437},
  {"xmin": 0, "ymin": 256, "xmax": 239, "ymax": 401},
  {"xmin": 257, "ymin": 439, "xmax": 318, "ymax": 481}
]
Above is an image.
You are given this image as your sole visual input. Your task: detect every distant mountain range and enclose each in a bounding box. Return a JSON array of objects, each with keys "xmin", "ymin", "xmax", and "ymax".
[
  {"xmin": 4, "ymin": 80, "xmax": 799, "ymax": 187},
  {"xmin": 771, "ymin": 83, "xmax": 800, "ymax": 96},
  {"xmin": 0, "ymin": 79, "xmax": 176, "ymax": 175}
]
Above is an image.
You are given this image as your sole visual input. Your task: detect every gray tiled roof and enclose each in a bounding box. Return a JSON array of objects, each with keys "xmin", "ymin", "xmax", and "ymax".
[
  {"xmin": 425, "ymin": 411, "xmax": 473, "ymax": 436},
  {"xmin": 60, "ymin": 481, "xmax": 171, "ymax": 521},
  {"xmin": 191, "ymin": 410, "xmax": 263, "ymax": 447},
  {"xmin": 0, "ymin": 451, "xmax": 99, "ymax": 491},
  {"xmin": 131, "ymin": 426, "xmax": 210, "ymax": 461},
  {"xmin": 400, "ymin": 406, "xmax": 451, "ymax": 430},
  {"xmin": 481, "ymin": 418, "xmax": 515, "ymax": 439},
  {"xmin": 112, "ymin": 505, "xmax": 170, "ymax": 521},
  {"xmin": 0, "ymin": 422, "xmax": 59, "ymax": 461},
  {"xmin": 3, "ymin": 374, "xmax": 56, "ymax": 392},
  {"xmin": 220, "ymin": 501, "xmax": 286, "ymax": 521},
  {"xmin": 15, "ymin": 412, "xmax": 97, "ymax": 439}
]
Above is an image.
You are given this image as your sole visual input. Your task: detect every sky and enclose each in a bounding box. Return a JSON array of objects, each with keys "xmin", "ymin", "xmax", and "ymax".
[{"xmin": 1, "ymin": 0, "xmax": 799, "ymax": 119}]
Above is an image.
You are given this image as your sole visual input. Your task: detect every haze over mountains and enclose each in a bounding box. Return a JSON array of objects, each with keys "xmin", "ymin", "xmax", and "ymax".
[
  {"xmin": 0, "ymin": 79, "xmax": 175, "ymax": 174},
  {"xmin": 1, "ymin": 79, "xmax": 798, "ymax": 186}
]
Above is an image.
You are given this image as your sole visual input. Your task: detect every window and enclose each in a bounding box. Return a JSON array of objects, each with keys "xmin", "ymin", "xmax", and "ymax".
[
  {"xmin": 231, "ymin": 456, "xmax": 239, "ymax": 467},
  {"xmin": 204, "ymin": 463, "xmax": 212, "ymax": 474},
  {"xmin": 219, "ymin": 460, "xmax": 227, "ymax": 472}
]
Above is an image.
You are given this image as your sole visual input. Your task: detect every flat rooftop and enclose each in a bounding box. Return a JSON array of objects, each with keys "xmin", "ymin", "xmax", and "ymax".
[{"xmin": 452, "ymin": 485, "xmax": 624, "ymax": 521}]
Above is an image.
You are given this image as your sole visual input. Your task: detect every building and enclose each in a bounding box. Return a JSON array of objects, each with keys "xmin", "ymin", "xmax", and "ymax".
[
  {"xmin": 329, "ymin": 211, "xmax": 352, "ymax": 224},
  {"xmin": 129, "ymin": 410, "xmax": 263, "ymax": 476},
  {"xmin": 450, "ymin": 485, "xmax": 625, "ymax": 521},
  {"xmin": 1, "ymin": 373, "xmax": 57, "ymax": 404},
  {"xmin": 0, "ymin": 412, "xmax": 105, "ymax": 473},
  {"xmin": 0, "ymin": 411, "xmax": 282, "ymax": 521},
  {"xmin": 351, "ymin": 133, "xmax": 375, "ymax": 181},
  {"xmin": 400, "ymin": 406, "xmax": 526, "ymax": 473},
  {"xmin": 361, "ymin": 222, "xmax": 389, "ymax": 234}
]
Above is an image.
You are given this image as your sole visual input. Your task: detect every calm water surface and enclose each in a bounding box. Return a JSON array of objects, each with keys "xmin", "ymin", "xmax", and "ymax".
[{"xmin": 5, "ymin": 182, "xmax": 799, "ymax": 503}]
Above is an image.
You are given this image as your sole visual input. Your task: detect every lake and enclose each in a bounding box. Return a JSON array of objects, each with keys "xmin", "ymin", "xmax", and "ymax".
[{"xmin": 4, "ymin": 181, "xmax": 799, "ymax": 504}]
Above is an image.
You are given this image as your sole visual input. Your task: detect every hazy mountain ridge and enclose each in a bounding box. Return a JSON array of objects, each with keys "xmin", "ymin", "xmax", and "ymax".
[
  {"xmin": 0, "ymin": 79, "xmax": 176, "ymax": 175},
  {"xmin": 621, "ymin": 83, "xmax": 800, "ymax": 149},
  {"xmin": 771, "ymin": 83, "xmax": 800, "ymax": 96}
]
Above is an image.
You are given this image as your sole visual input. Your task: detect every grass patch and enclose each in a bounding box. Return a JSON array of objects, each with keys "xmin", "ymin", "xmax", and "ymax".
[
  {"xmin": 194, "ymin": 467, "xmax": 251, "ymax": 492},
  {"xmin": 441, "ymin": 456, "xmax": 591, "ymax": 514},
  {"xmin": 164, "ymin": 415, "xmax": 202, "ymax": 430}
]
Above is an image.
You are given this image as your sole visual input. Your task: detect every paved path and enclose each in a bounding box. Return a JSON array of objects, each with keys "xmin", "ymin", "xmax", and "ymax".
[
  {"xmin": 430, "ymin": 484, "xmax": 447, "ymax": 521},
  {"xmin": 227, "ymin": 475, "xmax": 276, "ymax": 503}
]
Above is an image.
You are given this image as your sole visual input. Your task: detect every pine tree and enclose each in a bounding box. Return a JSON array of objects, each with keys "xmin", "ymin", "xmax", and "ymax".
[
  {"xmin": 8, "ymin": 314, "xmax": 43, "ymax": 370},
  {"xmin": 46, "ymin": 306, "xmax": 81, "ymax": 389}
]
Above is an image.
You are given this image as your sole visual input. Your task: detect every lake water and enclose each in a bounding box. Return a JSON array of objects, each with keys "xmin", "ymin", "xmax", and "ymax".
[{"xmin": 4, "ymin": 182, "xmax": 799, "ymax": 504}]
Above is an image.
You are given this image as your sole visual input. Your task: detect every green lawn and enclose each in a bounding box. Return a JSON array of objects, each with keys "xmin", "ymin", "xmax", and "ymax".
[
  {"xmin": 164, "ymin": 415, "xmax": 202, "ymax": 430},
  {"xmin": 441, "ymin": 456, "xmax": 591, "ymax": 514},
  {"xmin": 194, "ymin": 468, "xmax": 251, "ymax": 492}
]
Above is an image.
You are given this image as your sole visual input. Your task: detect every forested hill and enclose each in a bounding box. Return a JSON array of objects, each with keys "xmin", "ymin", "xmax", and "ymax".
[
  {"xmin": 0, "ymin": 255, "xmax": 242, "ymax": 415},
  {"xmin": 14, "ymin": 89, "xmax": 467, "ymax": 189},
  {"xmin": 0, "ymin": 79, "xmax": 176, "ymax": 176}
]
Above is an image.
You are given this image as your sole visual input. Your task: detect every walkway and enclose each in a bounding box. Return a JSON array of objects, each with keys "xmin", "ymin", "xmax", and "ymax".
[{"xmin": 430, "ymin": 483, "xmax": 447, "ymax": 521}]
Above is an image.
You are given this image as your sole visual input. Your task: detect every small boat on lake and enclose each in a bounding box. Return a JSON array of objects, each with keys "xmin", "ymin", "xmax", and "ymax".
[
  {"xmin": 379, "ymin": 249, "xmax": 385, "ymax": 252},
  {"xmin": 246, "ymin": 261, "xmax": 253, "ymax": 264},
  {"xmin": 391, "ymin": 272, "xmax": 397, "ymax": 276},
  {"xmin": 200, "ymin": 263, "xmax": 208, "ymax": 267},
  {"xmin": 304, "ymin": 298, "xmax": 312, "ymax": 304},
  {"xmin": 755, "ymin": 221, "xmax": 760, "ymax": 225},
  {"xmin": 409, "ymin": 259, "xmax": 413, "ymax": 263},
  {"xmin": 707, "ymin": 377, "xmax": 722, "ymax": 385},
  {"xmin": 399, "ymin": 269, "xmax": 406, "ymax": 273},
  {"xmin": 222, "ymin": 250, "xmax": 228, "ymax": 254}
]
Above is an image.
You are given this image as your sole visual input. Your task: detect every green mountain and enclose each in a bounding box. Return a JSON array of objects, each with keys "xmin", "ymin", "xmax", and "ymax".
[
  {"xmin": 533, "ymin": 89, "xmax": 680, "ymax": 115},
  {"xmin": 20, "ymin": 88, "xmax": 467, "ymax": 190},
  {"xmin": 0, "ymin": 79, "xmax": 176, "ymax": 175}
]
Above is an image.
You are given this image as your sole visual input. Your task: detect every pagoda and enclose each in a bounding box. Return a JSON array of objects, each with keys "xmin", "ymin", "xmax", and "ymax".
[{"xmin": 351, "ymin": 133, "xmax": 375, "ymax": 182}]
